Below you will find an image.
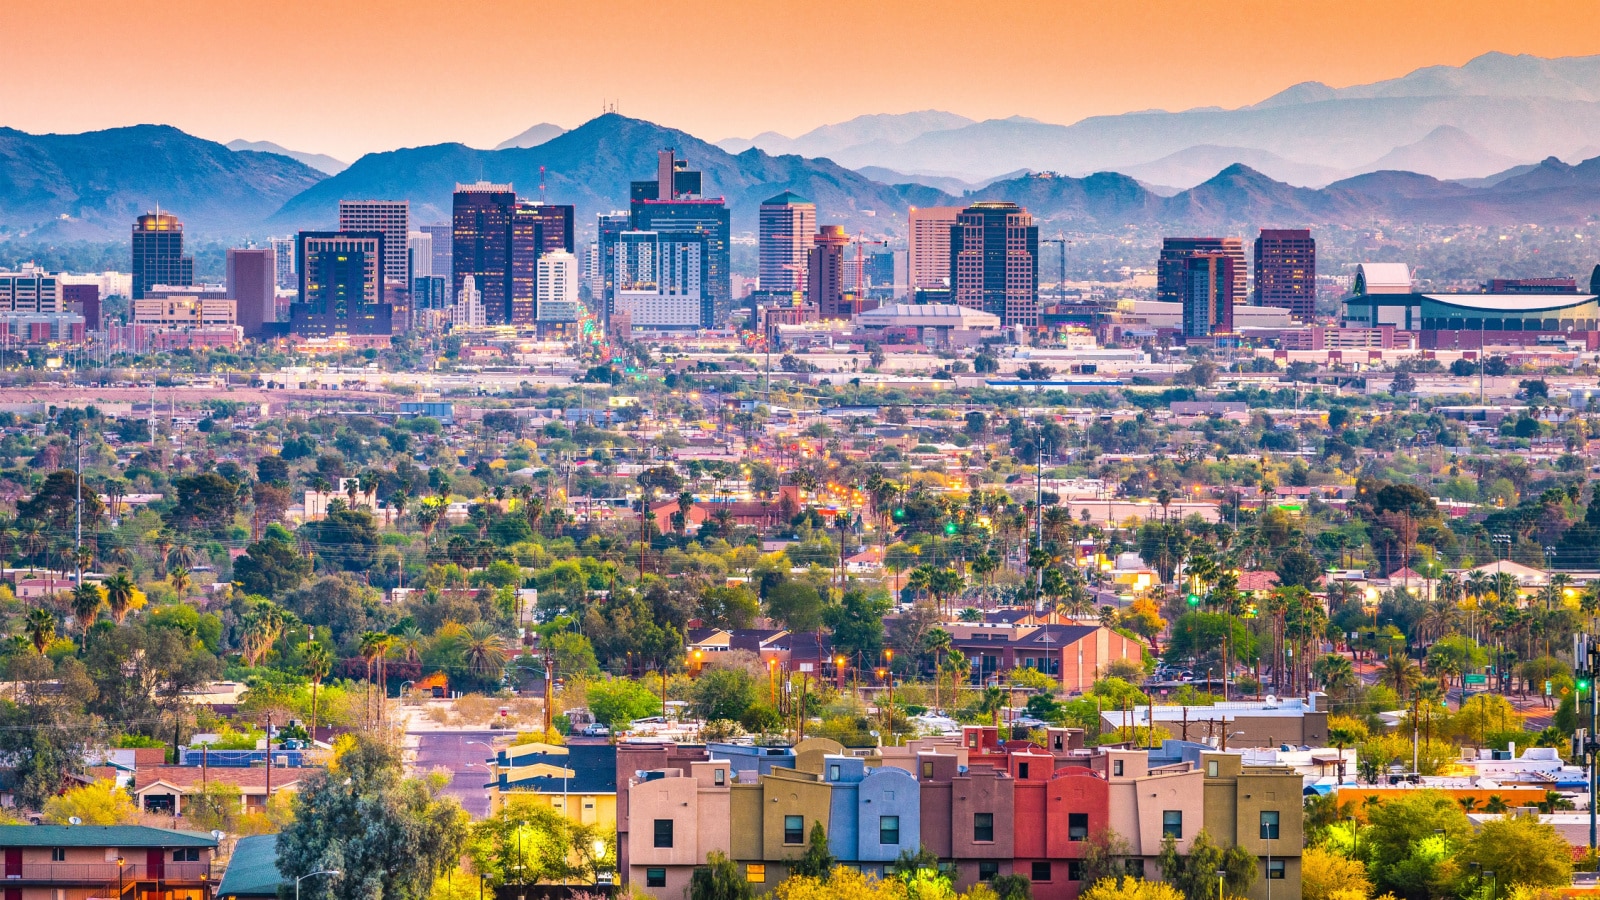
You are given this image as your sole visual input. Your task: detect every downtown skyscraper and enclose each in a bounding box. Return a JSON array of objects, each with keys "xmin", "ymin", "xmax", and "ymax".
[
  {"xmin": 131, "ymin": 212, "xmax": 194, "ymax": 299},
  {"xmin": 759, "ymin": 192, "xmax": 816, "ymax": 294},
  {"xmin": 1158, "ymin": 238, "xmax": 1247, "ymax": 307},
  {"xmin": 339, "ymin": 200, "xmax": 411, "ymax": 285},
  {"xmin": 451, "ymin": 184, "xmax": 573, "ymax": 326},
  {"xmin": 950, "ymin": 201, "xmax": 1038, "ymax": 327},
  {"xmin": 627, "ymin": 150, "xmax": 729, "ymax": 328},
  {"xmin": 1253, "ymin": 229, "xmax": 1316, "ymax": 320}
]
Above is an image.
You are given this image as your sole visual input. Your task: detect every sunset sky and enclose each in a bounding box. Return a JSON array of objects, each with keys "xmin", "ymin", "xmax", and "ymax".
[{"xmin": 6, "ymin": 0, "xmax": 1600, "ymax": 162}]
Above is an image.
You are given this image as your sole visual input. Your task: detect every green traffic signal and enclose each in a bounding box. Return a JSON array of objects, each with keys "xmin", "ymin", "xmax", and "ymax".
[
  {"xmin": 893, "ymin": 508, "xmax": 905, "ymax": 519},
  {"xmin": 1580, "ymin": 678, "xmax": 1591, "ymax": 693},
  {"xmin": 1186, "ymin": 594, "xmax": 1200, "ymax": 606},
  {"xmin": 944, "ymin": 522, "xmax": 958, "ymax": 535}
]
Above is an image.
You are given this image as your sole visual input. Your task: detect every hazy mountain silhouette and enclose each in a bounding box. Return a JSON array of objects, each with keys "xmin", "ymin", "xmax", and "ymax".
[{"xmin": 227, "ymin": 139, "xmax": 347, "ymax": 175}]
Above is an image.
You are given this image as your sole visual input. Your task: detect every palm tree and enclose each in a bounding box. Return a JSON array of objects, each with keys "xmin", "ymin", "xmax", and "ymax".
[
  {"xmin": 70, "ymin": 582, "xmax": 103, "ymax": 645},
  {"xmin": 1326, "ymin": 723, "xmax": 1364, "ymax": 782},
  {"xmin": 303, "ymin": 641, "xmax": 332, "ymax": 739},
  {"xmin": 103, "ymin": 571, "xmax": 136, "ymax": 624},
  {"xmin": 942, "ymin": 649, "xmax": 971, "ymax": 707},
  {"xmin": 23, "ymin": 607, "xmax": 55, "ymax": 654},
  {"xmin": 977, "ymin": 685, "xmax": 1006, "ymax": 727},
  {"xmin": 1314, "ymin": 653, "xmax": 1358, "ymax": 698},
  {"xmin": 924, "ymin": 628, "xmax": 953, "ymax": 712},
  {"xmin": 1483, "ymin": 795, "xmax": 1510, "ymax": 814},
  {"xmin": 463, "ymin": 621, "xmax": 508, "ymax": 683},
  {"xmin": 169, "ymin": 565, "xmax": 192, "ymax": 597},
  {"xmin": 1381, "ymin": 653, "xmax": 1422, "ymax": 697},
  {"xmin": 241, "ymin": 600, "xmax": 285, "ymax": 667}
]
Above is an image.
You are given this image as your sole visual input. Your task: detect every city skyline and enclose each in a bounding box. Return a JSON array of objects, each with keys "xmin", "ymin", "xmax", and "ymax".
[{"xmin": 5, "ymin": 1, "xmax": 1599, "ymax": 160}]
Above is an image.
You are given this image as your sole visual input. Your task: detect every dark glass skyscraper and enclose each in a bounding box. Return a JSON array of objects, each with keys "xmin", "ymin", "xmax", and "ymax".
[
  {"xmin": 950, "ymin": 201, "xmax": 1038, "ymax": 327},
  {"xmin": 1253, "ymin": 229, "xmax": 1316, "ymax": 320},
  {"xmin": 1158, "ymin": 238, "xmax": 1246, "ymax": 307},
  {"xmin": 452, "ymin": 183, "xmax": 515, "ymax": 325},
  {"xmin": 290, "ymin": 232, "xmax": 392, "ymax": 338},
  {"xmin": 628, "ymin": 150, "xmax": 730, "ymax": 327},
  {"xmin": 131, "ymin": 212, "xmax": 194, "ymax": 299},
  {"xmin": 1181, "ymin": 254, "xmax": 1234, "ymax": 338},
  {"xmin": 510, "ymin": 203, "xmax": 574, "ymax": 325},
  {"xmin": 596, "ymin": 212, "xmax": 631, "ymax": 321}
]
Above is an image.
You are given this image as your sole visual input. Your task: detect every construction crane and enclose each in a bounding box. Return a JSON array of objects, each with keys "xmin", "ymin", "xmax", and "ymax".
[{"xmin": 1040, "ymin": 235, "xmax": 1071, "ymax": 307}]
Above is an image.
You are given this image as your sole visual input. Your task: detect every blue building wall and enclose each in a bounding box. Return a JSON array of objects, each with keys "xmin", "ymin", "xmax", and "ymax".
[
  {"xmin": 707, "ymin": 743, "xmax": 795, "ymax": 779},
  {"xmin": 857, "ymin": 766, "xmax": 920, "ymax": 863},
  {"xmin": 823, "ymin": 756, "xmax": 866, "ymax": 861}
]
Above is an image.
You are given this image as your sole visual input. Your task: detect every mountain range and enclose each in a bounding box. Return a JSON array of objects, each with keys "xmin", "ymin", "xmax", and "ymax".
[
  {"xmin": 732, "ymin": 52, "xmax": 1600, "ymax": 185},
  {"xmin": 12, "ymin": 53, "xmax": 1600, "ymax": 239}
]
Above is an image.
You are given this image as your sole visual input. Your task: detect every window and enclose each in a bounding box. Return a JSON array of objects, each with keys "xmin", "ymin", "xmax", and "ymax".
[
  {"xmin": 979, "ymin": 862, "xmax": 999, "ymax": 881},
  {"xmin": 1068, "ymin": 813, "xmax": 1089, "ymax": 841},
  {"xmin": 1031, "ymin": 862, "xmax": 1052, "ymax": 882},
  {"xmin": 830, "ymin": 764, "xmax": 841, "ymax": 781},
  {"xmin": 646, "ymin": 869, "xmax": 667, "ymax": 888},
  {"xmin": 880, "ymin": 816, "xmax": 900, "ymax": 845},
  {"xmin": 1268, "ymin": 859, "xmax": 1286, "ymax": 880},
  {"xmin": 746, "ymin": 865, "xmax": 766, "ymax": 884},
  {"xmin": 653, "ymin": 819, "xmax": 674, "ymax": 848},
  {"xmin": 974, "ymin": 812, "xmax": 995, "ymax": 842},
  {"xmin": 1260, "ymin": 810, "xmax": 1280, "ymax": 841},
  {"xmin": 714, "ymin": 768, "xmax": 726, "ymax": 786},
  {"xmin": 1113, "ymin": 759, "xmax": 1124, "ymax": 777},
  {"xmin": 922, "ymin": 762, "xmax": 934, "ymax": 779},
  {"xmin": 1125, "ymin": 860, "xmax": 1146, "ymax": 879},
  {"xmin": 50, "ymin": 848, "xmax": 66, "ymax": 862},
  {"xmin": 1067, "ymin": 861, "xmax": 1084, "ymax": 882},
  {"xmin": 173, "ymin": 849, "xmax": 200, "ymax": 862},
  {"xmin": 784, "ymin": 815, "xmax": 804, "ymax": 844},
  {"xmin": 1162, "ymin": 811, "xmax": 1183, "ymax": 839},
  {"xmin": 1206, "ymin": 760, "xmax": 1219, "ymax": 777},
  {"xmin": 1018, "ymin": 762, "xmax": 1030, "ymax": 780}
]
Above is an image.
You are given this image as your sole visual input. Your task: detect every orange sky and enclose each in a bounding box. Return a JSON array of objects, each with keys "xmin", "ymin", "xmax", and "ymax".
[{"xmin": 6, "ymin": 0, "xmax": 1600, "ymax": 162}]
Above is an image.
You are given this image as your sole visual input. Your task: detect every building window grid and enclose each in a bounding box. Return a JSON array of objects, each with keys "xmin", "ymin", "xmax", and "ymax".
[{"xmin": 974, "ymin": 812, "xmax": 995, "ymax": 842}]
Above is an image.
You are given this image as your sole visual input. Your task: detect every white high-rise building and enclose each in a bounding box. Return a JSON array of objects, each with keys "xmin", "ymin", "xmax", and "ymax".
[
  {"xmin": 536, "ymin": 250, "xmax": 580, "ymax": 322},
  {"xmin": 338, "ymin": 200, "xmax": 411, "ymax": 285},
  {"xmin": 907, "ymin": 206, "xmax": 963, "ymax": 292},
  {"xmin": 408, "ymin": 231, "xmax": 433, "ymax": 279},
  {"xmin": 611, "ymin": 232, "xmax": 703, "ymax": 329},
  {"xmin": 450, "ymin": 275, "xmax": 485, "ymax": 327},
  {"xmin": 269, "ymin": 237, "xmax": 296, "ymax": 290}
]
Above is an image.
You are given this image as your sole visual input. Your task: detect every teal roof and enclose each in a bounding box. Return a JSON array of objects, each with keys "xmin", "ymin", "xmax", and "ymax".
[
  {"xmin": 761, "ymin": 191, "xmax": 811, "ymax": 206},
  {"xmin": 0, "ymin": 825, "xmax": 219, "ymax": 848},
  {"xmin": 216, "ymin": 834, "xmax": 282, "ymax": 899}
]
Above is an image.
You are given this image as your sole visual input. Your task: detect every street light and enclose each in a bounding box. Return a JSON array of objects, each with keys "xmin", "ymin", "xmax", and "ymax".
[
  {"xmin": 296, "ymin": 869, "xmax": 341, "ymax": 900},
  {"xmin": 117, "ymin": 856, "xmax": 125, "ymax": 899}
]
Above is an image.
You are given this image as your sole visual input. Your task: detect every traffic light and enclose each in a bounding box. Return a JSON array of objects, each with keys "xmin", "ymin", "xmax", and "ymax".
[
  {"xmin": 893, "ymin": 508, "xmax": 905, "ymax": 520},
  {"xmin": 1186, "ymin": 594, "xmax": 1200, "ymax": 607},
  {"xmin": 944, "ymin": 522, "xmax": 958, "ymax": 535},
  {"xmin": 1579, "ymin": 677, "xmax": 1591, "ymax": 693}
]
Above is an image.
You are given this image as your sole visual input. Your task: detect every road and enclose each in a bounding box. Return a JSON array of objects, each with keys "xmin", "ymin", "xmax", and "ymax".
[{"xmin": 409, "ymin": 730, "xmax": 500, "ymax": 819}]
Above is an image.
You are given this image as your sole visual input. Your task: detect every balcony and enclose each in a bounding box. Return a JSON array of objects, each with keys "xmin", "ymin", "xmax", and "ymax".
[{"xmin": 3, "ymin": 862, "xmax": 212, "ymax": 883}]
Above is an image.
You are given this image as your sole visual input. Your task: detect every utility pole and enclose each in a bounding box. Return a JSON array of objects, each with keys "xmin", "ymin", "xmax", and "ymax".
[
  {"xmin": 75, "ymin": 440, "xmax": 83, "ymax": 585},
  {"xmin": 1577, "ymin": 633, "xmax": 1598, "ymax": 852}
]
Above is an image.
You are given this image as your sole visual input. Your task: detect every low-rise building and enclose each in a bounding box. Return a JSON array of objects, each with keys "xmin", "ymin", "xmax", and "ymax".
[{"xmin": 0, "ymin": 825, "xmax": 219, "ymax": 900}]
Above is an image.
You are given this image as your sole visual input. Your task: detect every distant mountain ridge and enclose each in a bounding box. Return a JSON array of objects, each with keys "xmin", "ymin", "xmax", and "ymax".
[
  {"xmin": 270, "ymin": 114, "xmax": 946, "ymax": 234},
  {"xmin": 226, "ymin": 139, "xmax": 347, "ymax": 175},
  {"xmin": 0, "ymin": 125, "xmax": 325, "ymax": 239}
]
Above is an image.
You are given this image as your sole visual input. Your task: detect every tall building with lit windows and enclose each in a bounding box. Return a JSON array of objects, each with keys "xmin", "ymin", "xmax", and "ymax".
[
  {"xmin": 290, "ymin": 232, "xmax": 392, "ymax": 337},
  {"xmin": 950, "ymin": 201, "xmax": 1038, "ymax": 327},
  {"xmin": 338, "ymin": 200, "xmax": 411, "ymax": 285},
  {"xmin": 131, "ymin": 212, "xmax": 194, "ymax": 299},
  {"xmin": 759, "ymin": 192, "xmax": 815, "ymax": 294},
  {"xmin": 1253, "ymin": 229, "xmax": 1316, "ymax": 320}
]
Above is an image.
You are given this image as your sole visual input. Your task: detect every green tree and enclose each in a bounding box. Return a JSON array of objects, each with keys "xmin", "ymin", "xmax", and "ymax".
[
  {"xmin": 164, "ymin": 471, "xmax": 242, "ymax": 534},
  {"xmin": 588, "ymin": 678, "xmax": 663, "ymax": 727},
  {"xmin": 767, "ymin": 581, "xmax": 825, "ymax": 633},
  {"xmin": 989, "ymin": 874, "xmax": 1033, "ymax": 900},
  {"xmin": 1156, "ymin": 831, "xmax": 1255, "ymax": 900},
  {"xmin": 1452, "ymin": 814, "xmax": 1572, "ymax": 896},
  {"xmin": 1357, "ymin": 789, "xmax": 1472, "ymax": 900},
  {"xmin": 690, "ymin": 851, "xmax": 754, "ymax": 900},
  {"xmin": 692, "ymin": 668, "xmax": 759, "ymax": 722},
  {"xmin": 300, "ymin": 505, "xmax": 381, "ymax": 572},
  {"xmin": 233, "ymin": 534, "xmax": 314, "ymax": 598},
  {"xmin": 276, "ymin": 734, "xmax": 467, "ymax": 900},
  {"xmin": 789, "ymin": 822, "xmax": 835, "ymax": 879}
]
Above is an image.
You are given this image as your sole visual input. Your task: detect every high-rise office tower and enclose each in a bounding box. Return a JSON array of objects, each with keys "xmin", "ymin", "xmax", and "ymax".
[
  {"xmin": 131, "ymin": 212, "xmax": 194, "ymax": 299},
  {"xmin": 227, "ymin": 247, "xmax": 277, "ymax": 338},
  {"xmin": 1253, "ymin": 229, "xmax": 1316, "ymax": 319},
  {"xmin": 339, "ymin": 201, "xmax": 411, "ymax": 286},
  {"xmin": 1181, "ymin": 254, "xmax": 1234, "ymax": 338},
  {"xmin": 452, "ymin": 183, "xmax": 516, "ymax": 326},
  {"xmin": 270, "ymin": 237, "xmax": 297, "ymax": 290},
  {"xmin": 511, "ymin": 202, "xmax": 575, "ymax": 325},
  {"xmin": 950, "ymin": 201, "xmax": 1039, "ymax": 327},
  {"xmin": 421, "ymin": 224, "xmax": 452, "ymax": 283},
  {"xmin": 451, "ymin": 276, "xmax": 486, "ymax": 327},
  {"xmin": 536, "ymin": 250, "xmax": 581, "ymax": 323},
  {"xmin": 290, "ymin": 232, "xmax": 392, "ymax": 338},
  {"xmin": 1158, "ymin": 238, "xmax": 1246, "ymax": 307},
  {"xmin": 628, "ymin": 150, "xmax": 729, "ymax": 327},
  {"xmin": 808, "ymin": 226, "xmax": 850, "ymax": 319},
  {"xmin": 907, "ymin": 206, "xmax": 963, "ymax": 293},
  {"xmin": 595, "ymin": 212, "xmax": 631, "ymax": 319},
  {"xmin": 759, "ymin": 192, "xmax": 816, "ymax": 293},
  {"xmin": 408, "ymin": 231, "xmax": 433, "ymax": 278},
  {"xmin": 611, "ymin": 230, "xmax": 705, "ymax": 329}
]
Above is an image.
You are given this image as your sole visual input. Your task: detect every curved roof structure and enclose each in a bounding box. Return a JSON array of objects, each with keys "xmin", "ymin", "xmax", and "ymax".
[
  {"xmin": 1420, "ymin": 293, "xmax": 1598, "ymax": 312},
  {"xmin": 857, "ymin": 303, "xmax": 1001, "ymax": 328},
  {"xmin": 1353, "ymin": 263, "xmax": 1413, "ymax": 295}
]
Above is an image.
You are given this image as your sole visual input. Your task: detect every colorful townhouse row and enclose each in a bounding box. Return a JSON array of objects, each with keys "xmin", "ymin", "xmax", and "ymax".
[{"xmin": 486, "ymin": 726, "xmax": 1303, "ymax": 900}]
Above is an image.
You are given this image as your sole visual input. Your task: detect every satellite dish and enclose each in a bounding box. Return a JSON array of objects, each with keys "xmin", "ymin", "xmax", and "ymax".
[
  {"xmin": 211, "ymin": 830, "xmax": 225, "ymax": 841},
  {"xmin": 68, "ymin": 817, "xmax": 82, "ymax": 826}
]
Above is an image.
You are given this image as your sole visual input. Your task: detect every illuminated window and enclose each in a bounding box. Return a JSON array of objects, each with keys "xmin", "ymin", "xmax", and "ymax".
[{"xmin": 747, "ymin": 865, "xmax": 766, "ymax": 883}]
